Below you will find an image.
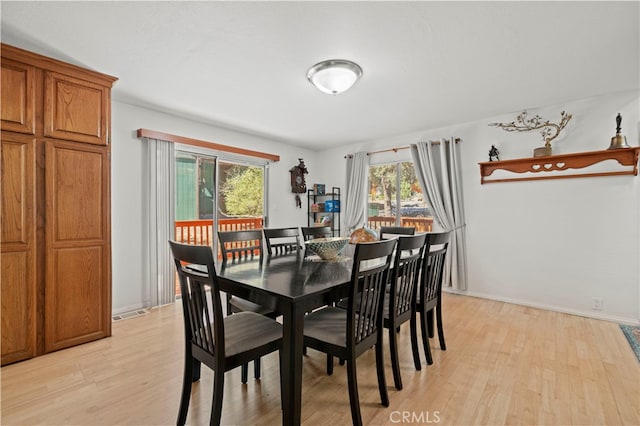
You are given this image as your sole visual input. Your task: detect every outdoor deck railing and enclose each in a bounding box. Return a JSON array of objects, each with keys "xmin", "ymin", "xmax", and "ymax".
[
  {"xmin": 176, "ymin": 216, "xmax": 432, "ymax": 246},
  {"xmin": 173, "ymin": 218, "xmax": 264, "ymax": 296},
  {"xmin": 367, "ymin": 216, "xmax": 433, "ymax": 233},
  {"xmin": 174, "ymin": 217, "xmax": 264, "ymax": 246}
]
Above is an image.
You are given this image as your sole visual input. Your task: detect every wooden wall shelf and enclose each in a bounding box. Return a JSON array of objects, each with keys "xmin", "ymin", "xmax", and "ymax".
[{"xmin": 478, "ymin": 147, "xmax": 640, "ymax": 184}]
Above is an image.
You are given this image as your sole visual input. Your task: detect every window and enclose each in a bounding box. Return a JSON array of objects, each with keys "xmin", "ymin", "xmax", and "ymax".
[{"xmin": 367, "ymin": 162, "xmax": 433, "ymax": 233}]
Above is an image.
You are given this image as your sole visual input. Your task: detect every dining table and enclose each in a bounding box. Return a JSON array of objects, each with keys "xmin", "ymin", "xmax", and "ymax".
[{"xmin": 217, "ymin": 250, "xmax": 355, "ymax": 426}]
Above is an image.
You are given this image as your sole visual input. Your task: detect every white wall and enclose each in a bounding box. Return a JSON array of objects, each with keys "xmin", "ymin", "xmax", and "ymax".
[
  {"xmin": 315, "ymin": 90, "xmax": 640, "ymax": 324},
  {"xmin": 110, "ymin": 101, "xmax": 316, "ymax": 313}
]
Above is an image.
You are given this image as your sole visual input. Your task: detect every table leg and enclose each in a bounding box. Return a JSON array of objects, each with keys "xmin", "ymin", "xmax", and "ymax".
[{"xmin": 281, "ymin": 304, "xmax": 305, "ymax": 426}]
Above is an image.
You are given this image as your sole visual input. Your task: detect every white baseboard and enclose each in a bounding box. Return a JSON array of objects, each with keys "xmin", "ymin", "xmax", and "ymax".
[
  {"xmin": 443, "ymin": 288, "xmax": 640, "ymax": 326},
  {"xmin": 112, "ymin": 303, "xmax": 148, "ymax": 316}
]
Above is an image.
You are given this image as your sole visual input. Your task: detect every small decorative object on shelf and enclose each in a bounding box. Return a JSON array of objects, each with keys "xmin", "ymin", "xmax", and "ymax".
[
  {"xmin": 607, "ymin": 113, "xmax": 631, "ymax": 150},
  {"xmin": 489, "ymin": 110, "xmax": 572, "ymax": 158},
  {"xmin": 324, "ymin": 199, "xmax": 340, "ymax": 212},
  {"xmin": 313, "ymin": 183, "xmax": 326, "ymax": 195},
  {"xmin": 489, "ymin": 145, "xmax": 500, "ymax": 161},
  {"xmin": 317, "ymin": 215, "xmax": 332, "ymax": 226}
]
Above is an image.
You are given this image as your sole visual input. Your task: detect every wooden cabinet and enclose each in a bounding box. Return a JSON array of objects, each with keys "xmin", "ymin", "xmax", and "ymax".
[
  {"xmin": 0, "ymin": 135, "xmax": 36, "ymax": 365},
  {"xmin": 1, "ymin": 43, "xmax": 117, "ymax": 365}
]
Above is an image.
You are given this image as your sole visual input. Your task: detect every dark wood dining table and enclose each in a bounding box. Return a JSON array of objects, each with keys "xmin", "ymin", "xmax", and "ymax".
[{"xmin": 217, "ymin": 251, "xmax": 355, "ymax": 426}]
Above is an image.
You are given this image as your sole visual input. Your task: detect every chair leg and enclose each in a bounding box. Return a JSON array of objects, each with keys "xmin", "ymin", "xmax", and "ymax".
[
  {"xmin": 375, "ymin": 333, "xmax": 389, "ymax": 407},
  {"xmin": 279, "ymin": 351, "xmax": 284, "ymax": 411},
  {"xmin": 410, "ymin": 312, "xmax": 422, "ymax": 370},
  {"xmin": 209, "ymin": 370, "xmax": 225, "ymax": 426},
  {"xmin": 427, "ymin": 308, "xmax": 435, "ymax": 338},
  {"xmin": 177, "ymin": 354, "xmax": 194, "ymax": 425},
  {"xmin": 192, "ymin": 358, "xmax": 202, "ymax": 382},
  {"xmin": 388, "ymin": 325, "xmax": 403, "ymax": 390},
  {"xmin": 254, "ymin": 358, "xmax": 261, "ymax": 380},
  {"xmin": 420, "ymin": 309, "xmax": 434, "ymax": 365},
  {"xmin": 241, "ymin": 363, "xmax": 248, "ymax": 384},
  {"xmin": 326, "ymin": 354, "xmax": 334, "ymax": 375},
  {"xmin": 346, "ymin": 359, "xmax": 363, "ymax": 426},
  {"xmin": 436, "ymin": 304, "xmax": 446, "ymax": 351}
]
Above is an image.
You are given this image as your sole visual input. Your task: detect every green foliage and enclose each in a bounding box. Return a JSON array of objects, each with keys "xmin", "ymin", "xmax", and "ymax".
[
  {"xmin": 220, "ymin": 165, "xmax": 264, "ymax": 216},
  {"xmin": 368, "ymin": 162, "xmax": 420, "ymax": 210}
]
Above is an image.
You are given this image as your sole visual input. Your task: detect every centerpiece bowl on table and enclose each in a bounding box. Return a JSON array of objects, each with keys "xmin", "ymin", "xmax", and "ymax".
[{"xmin": 304, "ymin": 237, "xmax": 350, "ymax": 260}]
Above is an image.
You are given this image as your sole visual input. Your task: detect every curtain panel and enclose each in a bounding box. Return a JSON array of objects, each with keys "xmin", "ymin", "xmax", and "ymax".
[
  {"xmin": 343, "ymin": 152, "xmax": 369, "ymax": 235},
  {"xmin": 410, "ymin": 138, "xmax": 468, "ymax": 291},
  {"xmin": 143, "ymin": 138, "xmax": 176, "ymax": 307}
]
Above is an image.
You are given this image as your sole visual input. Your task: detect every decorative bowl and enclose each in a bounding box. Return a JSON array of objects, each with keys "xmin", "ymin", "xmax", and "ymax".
[
  {"xmin": 349, "ymin": 226, "xmax": 378, "ymax": 244},
  {"xmin": 304, "ymin": 237, "xmax": 350, "ymax": 260}
]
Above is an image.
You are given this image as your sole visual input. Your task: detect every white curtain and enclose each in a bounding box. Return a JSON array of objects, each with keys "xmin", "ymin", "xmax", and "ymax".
[
  {"xmin": 410, "ymin": 138, "xmax": 468, "ymax": 291},
  {"xmin": 143, "ymin": 138, "xmax": 176, "ymax": 306},
  {"xmin": 343, "ymin": 152, "xmax": 369, "ymax": 235}
]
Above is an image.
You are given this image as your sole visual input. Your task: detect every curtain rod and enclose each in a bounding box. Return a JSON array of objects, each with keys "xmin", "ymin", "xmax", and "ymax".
[
  {"xmin": 137, "ymin": 128, "xmax": 280, "ymax": 162},
  {"xmin": 344, "ymin": 138, "xmax": 461, "ymax": 159}
]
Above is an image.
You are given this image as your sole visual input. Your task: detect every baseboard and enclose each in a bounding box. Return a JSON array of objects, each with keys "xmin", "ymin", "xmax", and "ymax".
[{"xmin": 443, "ymin": 288, "xmax": 640, "ymax": 326}]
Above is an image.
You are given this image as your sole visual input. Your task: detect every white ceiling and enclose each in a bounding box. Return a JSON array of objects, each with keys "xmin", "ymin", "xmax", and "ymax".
[{"xmin": 2, "ymin": 1, "xmax": 638, "ymax": 149}]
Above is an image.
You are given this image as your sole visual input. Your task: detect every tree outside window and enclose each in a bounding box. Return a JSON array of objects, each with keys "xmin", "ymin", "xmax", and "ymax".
[{"xmin": 367, "ymin": 162, "xmax": 432, "ymax": 232}]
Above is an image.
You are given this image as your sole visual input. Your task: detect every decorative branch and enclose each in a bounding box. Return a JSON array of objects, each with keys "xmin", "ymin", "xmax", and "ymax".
[{"xmin": 489, "ymin": 110, "xmax": 572, "ymax": 148}]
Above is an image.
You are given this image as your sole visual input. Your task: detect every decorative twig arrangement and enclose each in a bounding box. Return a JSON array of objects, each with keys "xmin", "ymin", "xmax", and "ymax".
[{"xmin": 489, "ymin": 110, "xmax": 572, "ymax": 149}]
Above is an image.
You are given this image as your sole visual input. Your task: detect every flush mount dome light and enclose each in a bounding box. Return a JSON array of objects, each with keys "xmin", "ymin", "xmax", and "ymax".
[{"xmin": 307, "ymin": 59, "xmax": 363, "ymax": 95}]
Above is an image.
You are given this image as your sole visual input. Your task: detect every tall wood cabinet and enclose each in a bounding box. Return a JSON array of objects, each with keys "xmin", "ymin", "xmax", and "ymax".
[{"xmin": 1, "ymin": 44, "xmax": 117, "ymax": 365}]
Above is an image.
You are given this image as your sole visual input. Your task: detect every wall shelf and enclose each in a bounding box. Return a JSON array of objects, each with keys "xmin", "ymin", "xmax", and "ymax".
[{"xmin": 478, "ymin": 147, "xmax": 640, "ymax": 184}]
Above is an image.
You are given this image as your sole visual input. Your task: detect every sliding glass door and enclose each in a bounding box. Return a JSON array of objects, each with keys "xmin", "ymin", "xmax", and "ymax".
[{"xmin": 173, "ymin": 148, "xmax": 267, "ymax": 297}]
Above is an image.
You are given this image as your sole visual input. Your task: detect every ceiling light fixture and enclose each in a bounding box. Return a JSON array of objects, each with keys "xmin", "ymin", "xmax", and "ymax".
[{"xmin": 307, "ymin": 59, "xmax": 363, "ymax": 95}]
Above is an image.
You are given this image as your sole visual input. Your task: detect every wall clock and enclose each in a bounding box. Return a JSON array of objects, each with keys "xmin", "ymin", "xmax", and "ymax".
[{"xmin": 289, "ymin": 158, "xmax": 308, "ymax": 207}]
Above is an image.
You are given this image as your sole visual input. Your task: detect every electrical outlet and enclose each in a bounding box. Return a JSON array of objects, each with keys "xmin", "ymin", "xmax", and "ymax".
[{"xmin": 591, "ymin": 297, "xmax": 603, "ymax": 310}]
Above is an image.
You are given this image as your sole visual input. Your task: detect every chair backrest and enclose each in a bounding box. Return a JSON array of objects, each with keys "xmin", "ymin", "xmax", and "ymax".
[
  {"xmin": 263, "ymin": 227, "xmax": 301, "ymax": 255},
  {"xmin": 347, "ymin": 239, "xmax": 397, "ymax": 351},
  {"xmin": 380, "ymin": 226, "xmax": 415, "ymax": 240},
  {"xmin": 169, "ymin": 241, "xmax": 223, "ymax": 362},
  {"xmin": 389, "ymin": 233, "xmax": 428, "ymax": 320},
  {"xmin": 218, "ymin": 230, "xmax": 263, "ymax": 262},
  {"xmin": 420, "ymin": 232, "xmax": 451, "ymax": 309},
  {"xmin": 300, "ymin": 225, "xmax": 333, "ymax": 241}
]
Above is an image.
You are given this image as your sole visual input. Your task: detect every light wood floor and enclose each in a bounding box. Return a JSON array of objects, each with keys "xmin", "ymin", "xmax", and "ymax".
[{"xmin": 2, "ymin": 293, "xmax": 639, "ymax": 425}]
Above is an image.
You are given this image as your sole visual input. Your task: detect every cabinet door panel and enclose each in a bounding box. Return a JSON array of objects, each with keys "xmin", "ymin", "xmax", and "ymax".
[
  {"xmin": 45, "ymin": 247, "xmax": 105, "ymax": 351},
  {"xmin": 1, "ymin": 136, "xmax": 36, "ymax": 365},
  {"xmin": 47, "ymin": 145, "xmax": 104, "ymax": 241},
  {"xmin": 44, "ymin": 71, "xmax": 109, "ymax": 146},
  {"xmin": 45, "ymin": 141, "xmax": 111, "ymax": 353},
  {"xmin": 1, "ymin": 59, "xmax": 35, "ymax": 135},
  {"xmin": 1, "ymin": 252, "xmax": 36, "ymax": 364}
]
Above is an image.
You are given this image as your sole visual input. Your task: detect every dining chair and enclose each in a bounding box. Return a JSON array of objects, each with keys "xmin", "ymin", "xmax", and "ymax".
[
  {"xmin": 379, "ymin": 226, "xmax": 415, "ymax": 240},
  {"xmin": 218, "ymin": 229, "xmax": 278, "ymax": 382},
  {"xmin": 168, "ymin": 241, "xmax": 283, "ymax": 426},
  {"xmin": 415, "ymin": 231, "xmax": 451, "ymax": 365},
  {"xmin": 303, "ymin": 238, "xmax": 397, "ymax": 426},
  {"xmin": 385, "ymin": 233, "xmax": 427, "ymax": 390},
  {"xmin": 300, "ymin": 225, "xmax": 333, "ymax": 241},
  {"xmin": 263, "ymin": 227, "xmax": 302, "ymax": 255}
]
